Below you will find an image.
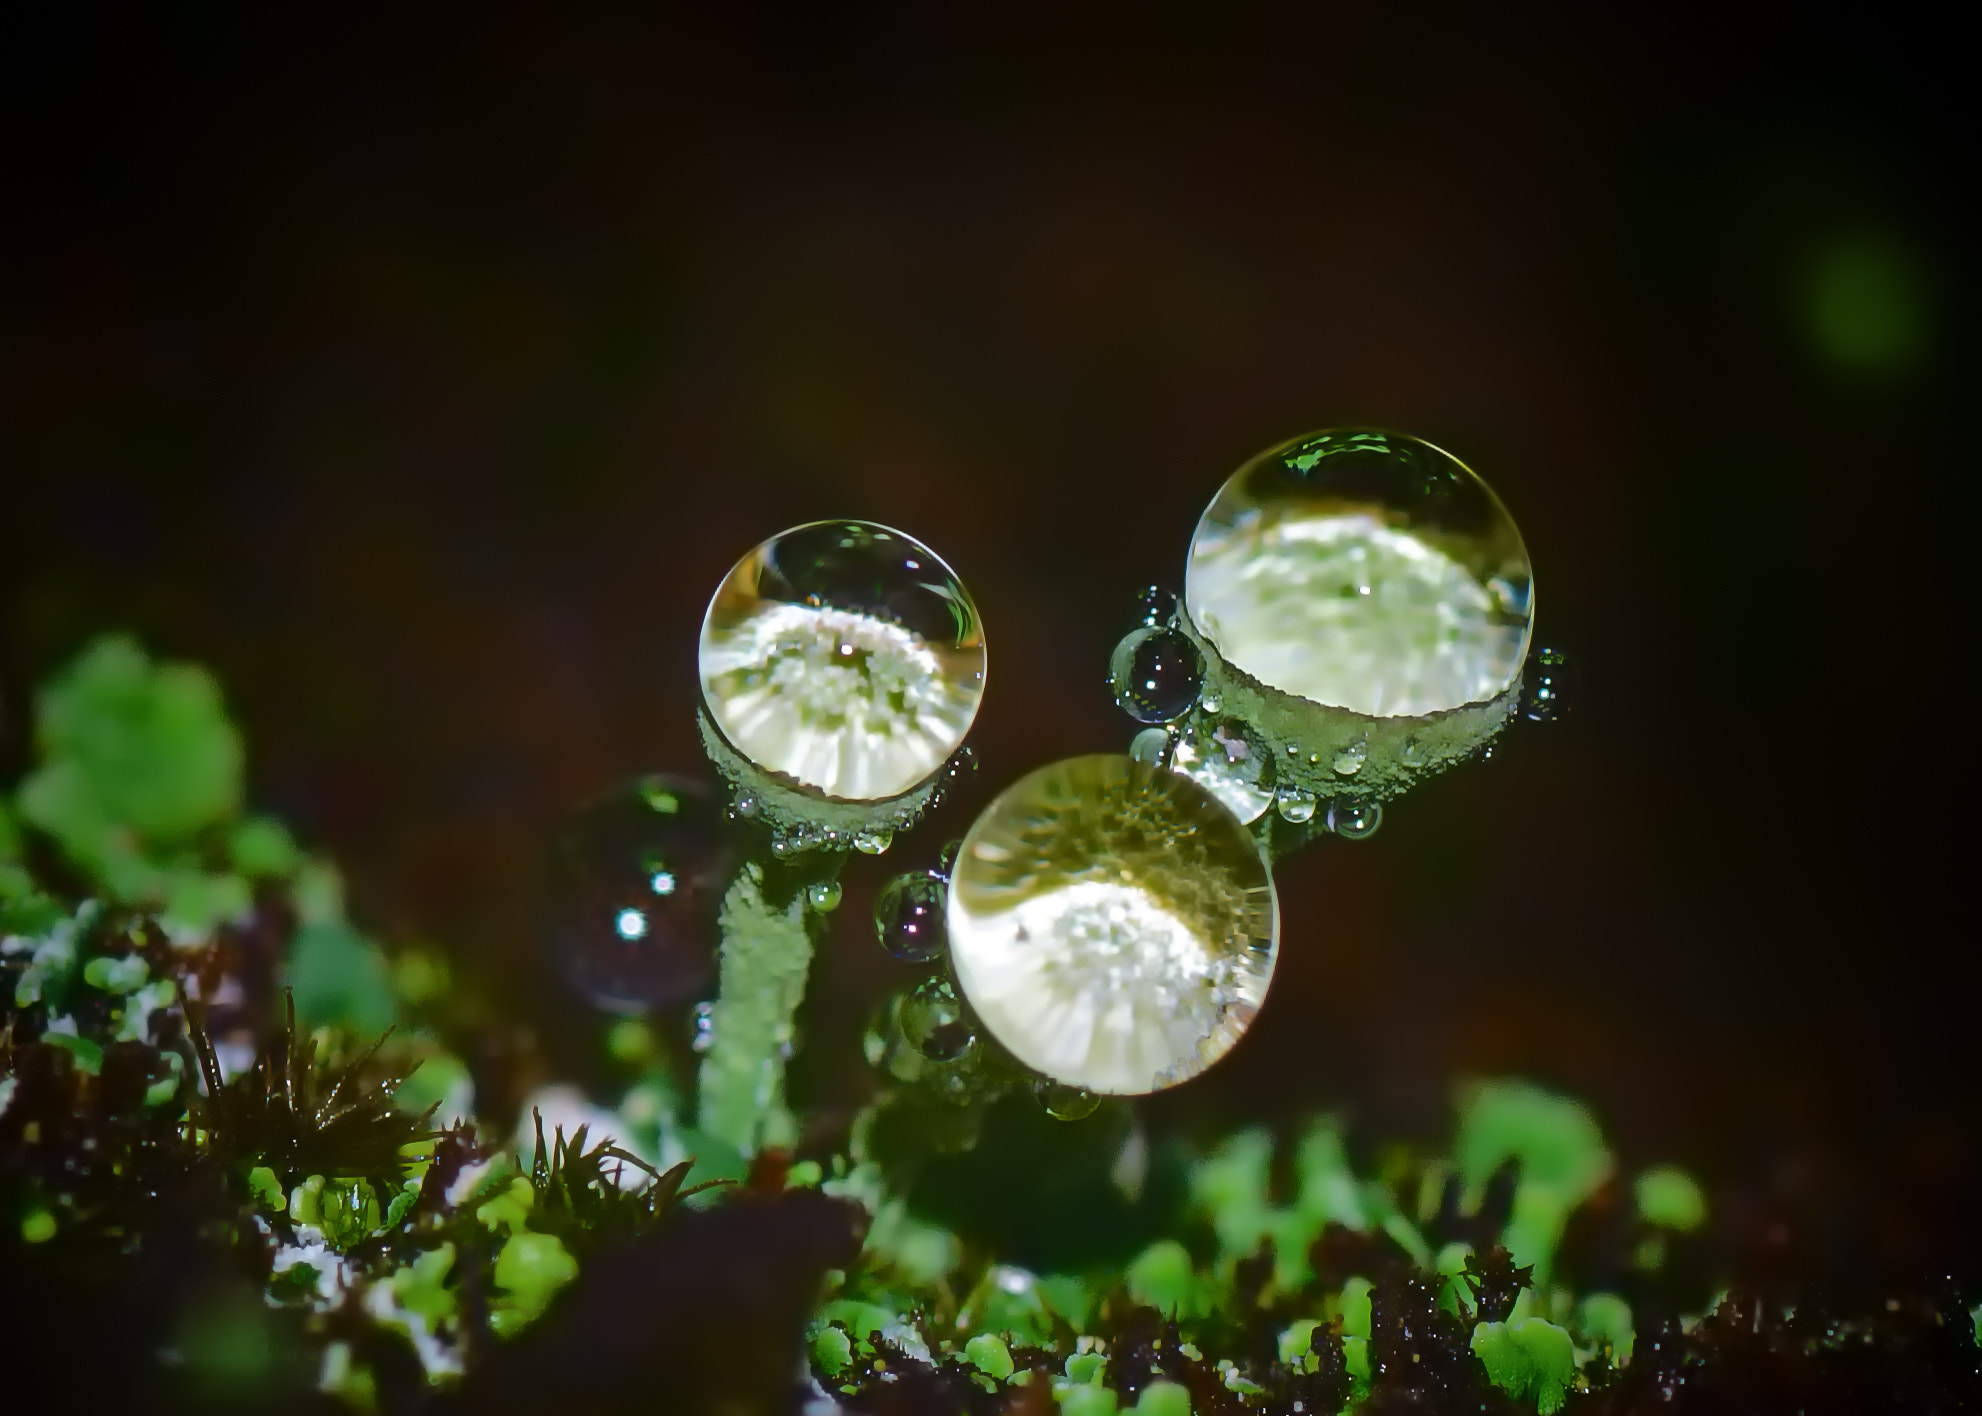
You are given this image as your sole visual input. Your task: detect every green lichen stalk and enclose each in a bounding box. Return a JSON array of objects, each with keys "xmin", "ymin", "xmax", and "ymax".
[{"xmin": 694, "ymin": 860, "xmax": 818, "ymax": 1155}]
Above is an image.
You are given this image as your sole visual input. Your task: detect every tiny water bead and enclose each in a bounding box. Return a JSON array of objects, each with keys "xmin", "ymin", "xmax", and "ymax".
[
  {"xmin": 1327, "ymin": 798, "xmax": 1383, "ymax": 839},
  {"xmin": 853, "ymin": 827, "xmax": 894, "ymax": 855},
  {"xmin": 901, "ymin": 977, "xmax": 975, "ymax": 1062},
  {"xmin": 699, "ymin": 520, "xmax": 986, "ymax": 802},
  {"xmin": 1331, "ymin": 740, "xmax": 1368, "ymax": 776},
  {"xmin": 1520, "ymin": 645, "xmax": 1576, "ymax": 722},
  {"xmin": 1275, "ymin": 785, "xmax": 1318, "ymax": 824},
  {"xmin": 1109, "ymin": 625, "xmax": 1205, "ymax": 724},
  {"xmin": 544, "ymin": 775, "xmax": 727, "ymax": 1012},
  {"xmin": 1128, "ymin": 726, "xmax": 1177, "ymax": 770},
  {"xmin": 1131, "ymin": 585, "xmax": 1180, "ymax": 629},
  {"xmin": 874, "ymin": 869, "xmax": 950, "ymax": 963},
  {"xmin": 691, "ymin": 1000, "xmax": 717, "ymax": 1053},
  {"xmin": 806, "ymin": 880, "xmax": 843, "ymax": 912},
  {"xmin": 1185, "ymin": 430, "xmax": 1533, "ymax": 719},
  {"xmin": 947, "ymin": 754, "xmax": 1277, "ymax": 1096},
  {"xmin": 1169, "ymin": 715, "xmax": 1277, "ymax": 825},
  {"xmin": 1035, "ymin": 1080, "xmax": 1101, "ymax": 1121}
]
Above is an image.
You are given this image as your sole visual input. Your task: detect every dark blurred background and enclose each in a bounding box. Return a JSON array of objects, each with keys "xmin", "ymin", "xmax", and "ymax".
[{"xmin": 3, "ymin": 8, "xmax": 1974, "ymax": 1283}]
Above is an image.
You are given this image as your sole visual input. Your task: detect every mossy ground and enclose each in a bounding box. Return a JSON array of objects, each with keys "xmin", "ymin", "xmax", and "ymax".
[{"xmin": 2, "ymin": 637, "xmax": 1977, "ymax": 1414}]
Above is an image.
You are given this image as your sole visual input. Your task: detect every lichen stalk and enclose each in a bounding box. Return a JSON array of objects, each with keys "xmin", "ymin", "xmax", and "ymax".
[{"xmin": 695, "ymin": 858, "xmax": 820, "ymax": 1155}]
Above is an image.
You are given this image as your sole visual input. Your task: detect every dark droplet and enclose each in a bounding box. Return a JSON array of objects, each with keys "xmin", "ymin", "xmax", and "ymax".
[
  {"xmin": 874, "ymin": 870, "xmax": 950, "ymax": 963},
  {"xmin": 1521, "ymin": 645, "xmax": 1577, "ymax": 723},
  {"xmin": 545, "ymin": 774, "xmax": 728, "ymax": 1012},
  {"xmin": 1131, "ymin": 584, "xmax": 1180, "ymax": 629},
  {"xmin": 1109, "ymin": 625, "xmax": 1205, "ymax": 724}
]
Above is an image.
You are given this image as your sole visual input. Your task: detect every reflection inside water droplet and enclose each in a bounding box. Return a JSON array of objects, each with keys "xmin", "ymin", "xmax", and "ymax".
[
  {"xmin": 1185, "ymin": 430, "xmax": 1533, "ymax": 717},
  {"xmin": 700, "ymin": 520, "xmax": 986, "ymax": 801},
  {"xmin": 1169, "ymin": 715, "xmax": 1276, "ymax": 824},
  {"xmin": 946, "ymin": 755, "xmax": 1277, "ymax": 1096}
]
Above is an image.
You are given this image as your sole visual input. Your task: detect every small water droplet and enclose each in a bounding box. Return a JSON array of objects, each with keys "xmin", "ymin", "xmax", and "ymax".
[
  {"xmin": 1170, "ymin": 715, "xmax": 1276, "ymax": 823},
  {"xmin": 900, "ymin": 977, "xmax": 975, "ymax": 1062},
  {"xmin": 1275, "ymin": 785, "xmax": 1318, "ymax": 823},
  {"xmin": 874, "ymin": 870, "xmax": 949, "ymax": 963},
  {"xmin": 853, "ymin": 827, "xmax": 894, "ymax": 855},
  {"xmin": 1327, "ymin": 798, "xmax": 1383, "ymax": 840},
  {"xmin": 1129, "ymin": 726, "xmax": 1176, "ymax": 769},
  {"xmin": 691, "ymin": 1001, "xmax": 717, "ymax": 1053},
  {"xmin": 1035, "ymin": 1080, "xmax": 1100, "ymax": 1120},
  {"xmin": 733, "ymin": 792, "xmax": 760, "ymax": 819},
  {"xmin": 1198, "ymin": 692, "xmax": 1222, "ymax": 715},
  {"xmin": 769, "ymin": 834, "xmax": 795, "ymax": 858},
  {"xmin": 1332, "ymin": 740, "xmax": 1367, "ymax": 776},
  {"xmin": 806, "ymin": 880, "xmax": 842, "ymax": 912},
  {"xmin": 1399, "ymin": 738, "xmax": 1425, "ymax": 767},
  {"xmin": 1109, "ymin": 625, "xmax": 1204, "ymax": 725},
  {"xmin": 1132, "ymin": 585, "xmax": 1179, "ymax": 629},
  {"xmin": 1520, "ymin": 645, "xmax": 1576, "ymax": 723}
]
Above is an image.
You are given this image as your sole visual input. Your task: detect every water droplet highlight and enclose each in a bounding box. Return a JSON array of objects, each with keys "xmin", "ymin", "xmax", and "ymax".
[
  {"xmin": 1185, "ymin": 430, "xmax": 1533, "ymax": 717},
  {"xmin": 946, "ymin": 755, "xmax": 1277, "ymax": 1096},
  {"xmin": 699, "ymin": 520, "xmax": 987, "ymax": 801},
  {"xmin": 1110, "ymin": 625, "xmax": 1205, "ymax": 724},
  {"xmin": 1275, "ymin": 785, "xmax": 1318, "ymax": 823},
  {"xmin": 545, "ymin": 775, "xmax": 726, "ymax": 1012},
  {"xmin": 874, "ymin": 870, "xmax": 949, "ymax": 963}
]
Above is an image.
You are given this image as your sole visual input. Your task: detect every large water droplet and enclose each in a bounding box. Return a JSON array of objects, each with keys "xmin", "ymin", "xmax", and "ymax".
[
  {"xmin": 874, "ymin": 869, "xmax": 949, "ymax": 962},
  {"xmin": 1520, "ymin": 645, "xmax": 1576, "ymax": 722},
  {"xmin": 901, "ymin": 977, "xmax": 975, "ymax": 1062},
  {"xmin": 545, "ymin": 775, "xmax": 727, "ymax": 1012},
  {"xmin": 1185, "ymin": 430, "xmax": 1533, "ymax": 718},
  {"xmin": 946, "ymin": 755, "xmax": 1277, "ymax": 1096},
  {"xmin": 1275, "ymin": 785, "xmax": 1318, "ymax": 823},
  {"xmin": 1170, "ymin": 715, "xmax": 1276, "ymax": 824},
  {"xmin": 1109, "ymin": 625, "xmax": 1204, "ymax": 724},
  {"xmin": 1327, "ymin": 798, "xmax": 1383, "ymax": 839},
  {"xmin": 699, "ymin": 520, "xmax": 987, "ymax": 801}
]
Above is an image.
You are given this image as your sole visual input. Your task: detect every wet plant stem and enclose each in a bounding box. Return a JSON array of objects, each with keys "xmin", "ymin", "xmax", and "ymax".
[{"xmin": 695, "ymin": 856, "xmax": 836, "ymax": 1156}]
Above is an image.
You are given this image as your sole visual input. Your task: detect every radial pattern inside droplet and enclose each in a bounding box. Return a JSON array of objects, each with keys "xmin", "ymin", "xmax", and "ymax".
[
  {"xmin": 1185, "ymin": 430, "xmax": 1533, "ymax": 718},
  {"xmin": 699, "ymin": 520, "xmax": 986, "ymax": 801},
  {"xmin": 947, "ymin": 754, "xmax": 1277, "ymax": 1096}
]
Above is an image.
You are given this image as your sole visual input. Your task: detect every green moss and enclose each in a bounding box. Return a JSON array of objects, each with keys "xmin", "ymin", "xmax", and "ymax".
[
  {"xmin": 1472, "ymin": 1317, "xmax": 1577, "ymax": 1413},
  {"xmin": 965, "ymin": 1332, "xmax": 1016, "ymax": 1381}
]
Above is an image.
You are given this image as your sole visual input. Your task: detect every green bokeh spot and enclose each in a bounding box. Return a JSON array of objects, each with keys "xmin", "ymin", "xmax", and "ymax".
[
  {"xmin": 1635, "ymin": 1165, "xmax": 1706, "ymax": 1231},
  {"xmin": 287, "ymin": 920, "xmax": 396, "ymax": 1035}
]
